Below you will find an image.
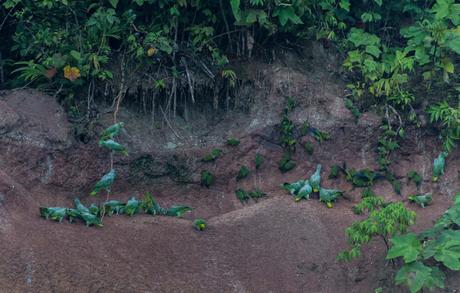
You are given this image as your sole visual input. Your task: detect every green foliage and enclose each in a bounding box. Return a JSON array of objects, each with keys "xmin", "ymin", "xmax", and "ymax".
[
  {"xmin": 394, "ymin": 262, "xmax": 445, "ymax": 293},
  {"xmin": 338, "ymin": 202, "xmax": 416, "ymax": 261},
  {"xmin": 352, "ymin": 195, "xmax": 385, "ymax": 215},
  {"xmin": 227, "ymin": 138, "xmax": 241, "ymax": 146},
  {"xmin": 201, "ymin": 170, "xmax": 215, "ymax": 188},
  {"xmin": 428, "ymin": 102, "xmax": 460, "ymax": 152},
  {"xmin": 236, "ymin": 165, "xmax": 250, "ymax": 180},
  {"xmin": 202, "ymin": 148, "xmax": 222, "ymax": 162},
  {"xmin": 40, "ymin": 193, "xmax": 191, "ymax": 227},
  {"xmin": 383, "ymin": 195, "xmax": 460, "ymax": 292}
]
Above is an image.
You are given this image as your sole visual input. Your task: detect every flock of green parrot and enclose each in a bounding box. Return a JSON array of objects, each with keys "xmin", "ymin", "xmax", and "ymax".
[
  {"xmin": 39, "ymin": 116, "xmax": 450, "ymax": 230},
  {"xmin": 40, "ymin": 193, "xmax": 192, "ymax": 227},
  {"xmin": 282, "ymin": 164, "xmax": 343, "ymax": 208}
]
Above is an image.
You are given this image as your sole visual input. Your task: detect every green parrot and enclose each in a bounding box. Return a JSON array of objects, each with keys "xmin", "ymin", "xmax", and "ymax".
[
  {"xmin": 295, "ymin": 181, "xmax": 312, "ymax": 202},
  {"xmin": 65, "ymin": 208, "xmax": 80, "ymax": 223},
  {"xmin": 249, "ymin": 189, "xmax": 266, "ymax": 201},
  {"xmin": 99, "ymin": 139, "xmax": 128, "ymax": 156},
  {"xmin": 164, "ymin": 205, "xmax": 192, "ymax": 217},
  {"xmin": 227, "ymin": 138, "xmax": 240, "ymax": 146},
  {"xmin": 103, "ymin": 200, "xmax": 125, "ymax": 216},
  {"xmin": 281, "ymin": 179, "xmax": 306, "ymax": 195},
  {"xmin": 89, "ymin": 203, "xmax": 100, "ymax": 216},
  {"xmin": 40, "ymin": 207, "xmax": 66, "ymax": 222},
  {"xmin": 255, "ymin": 153, "xmax": 263, "ymax": 170},
  {"xmin": 74, "ymin": 198, "xmax": 90, "ymax": 214},
  {"xmin": 201, "ymin": 170, "xmax": 215, "ymax": 188},
  {"xmin": 433, "ymin": 152, "xmax": 448, "ymax": 182},
  {"xmin": 236, "ymin": 166, "xmax": 250, "ymax": 181},
  {"xmin": 309, "ymin": 164, "xmax": 322, "ymax": 192},
  {"xmin": 319, "ymin": 188, "xmax": 343, "ymax": 208},
  {"xmin": 79, "ymin": 212, "xmax": 103, "ymax": 227},
  {"xmin": 235, "ymin": 188, "xmax": 250, "ymax": 203},
  {"xmin": 100, "ymin": 122, "xmax": 125, "ymax": 140},
  {"xmin": 193, "ymin": 218, "xmax": 207, "ymax": 231},
  {"xmin": 90, "ymin": 169, "xmax": 116, "ymax": 196},
  {"xmin": 408, "ymin": 193, "xmax": 432, "ymax": 208},
  {"xmin": 202, "ymin": 148, "xmax": 222, "ymax": 162},
  {"xmin": 279, "ymin": 155, "xmax": 296, "ymax": 173},
  {"xmin": 123, "ymin": 197, "xmax": 140, "ymax": 216},
  {"xmin": 141, "ymin": 192, "xmax": 161, "ymax": 215}
]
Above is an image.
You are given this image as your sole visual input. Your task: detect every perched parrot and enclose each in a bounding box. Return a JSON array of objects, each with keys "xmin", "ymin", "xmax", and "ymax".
[
  {"xmin": 141, "ymin": 192, "xmax": 161, "ymax": 215},
  {"xmin": 249, "ymin": 189, "xmax": 266, "ymax": 201},
  {"xmin": 281, "ymin": 179, "xmax": 306, "ymax": 195},
  {"xmin": 103, "ymin": 200, "xmax": 125, "ymax": 216},
  {"xmin": 309, "ymin": 164, "xmax": 322, "ymax": 192},
  {"xmin": 123, "ymin": 197, "xmax": 140, "ymax": 216},
  {"xmin": 255, "ymin": 153, "xmax": 263, "ymax": 170},
  {"xmin": 202, "ymin": 148, "xmax": 222, "ymax": 162},
  {"xmin": 193, "ymin": 218, "xmax": 207, "ymax": 231},
  {"xmin": 201, "ymin": 170, "xmax": 215, "ymax": 188},
  {"xmin": 319, "ymin": 188, "xmax": 343, "ymax": 208},
  {"xmin": 74, "ymin": 198, "xmax": 90, "ymax": 214},
  {"xmin": 295, "ymin": 181, "xmax": 312, "ymax": 202},
  {"xmin": 99, "ymin": 139, "xmax": 128, "ymax": 156},
  {"xmin": 235, "ymin": 188, "xmax": 250, "ymax": 203},
  {"xmin": 227, "ymin": 138, "xmax": 240, "ymax": 146},
  {"xmin": 100, "ymin": 122, "xmax": 125, "ymax": 140},
  {"xmin": 236, "ymin": 166, "xmax": 250, "ymax": 181},
  {"xmin": 433, "ymin": 152, "xmax": 448, "ymax": 182},
  {"xmin": 65, "ymin": 208, "xmax": 80, "ymax": 223},
  {"xmin": 40, "ymin": 207, "xmax": 66, "ymax": 222},
  {"xmin": 408, "ymin": 193, "xmax": 432, "ymax": 208},
  {"xmin": 90, "ymin": 169, "xmax": 116, "ymax": 196},
  {"xmin": 89, "ymin": 203, "xmax": 100, "ymax": 216},
  {"xmin": 79, "ymin": 212, "xmax": 103, "ymax": 227},
  {"xmin": 164, "ymin": 205, "xmax": 192, "ymax": 217}
]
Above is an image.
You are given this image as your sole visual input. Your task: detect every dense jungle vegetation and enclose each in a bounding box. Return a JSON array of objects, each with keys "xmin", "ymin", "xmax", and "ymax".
[
  {"xmin": 1, "ymin": 1, "xmax": 460, "ymax": 292},
  {"xmin": 0, "ymin": 0, "xmax": 459, "ymax": 152}
]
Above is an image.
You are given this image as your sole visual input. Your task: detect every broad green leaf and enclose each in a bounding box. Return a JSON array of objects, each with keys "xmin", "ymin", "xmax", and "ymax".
[
  {"xmin": 339, "ymin": 0, "xmax": 350, "ymax": 12},
  {"xmin": 230, "ymin": 0, "xmax": 241, "ymax": 21},
  {"xmin": 387, "ymin": 233, "xmax": 422, "ymax": 262},
  {"xmin": 108, "ymin": 0, "xmax": 118, "ymax": 8},
  {"xmin": 446, "ymin": 35, "xmax": 460, "ymax": 54},
  {"xmin": 395, "ymin": 262, "xmax": 444, "ymax": 293},
  {"xmin": 365, "ymin": 45, "xmax": 381, "ymax": 58},
  {"xmin": 273, "ymin": 6, "xmax": 303, "ymax": 26},
  {"xmin": 424, "ymin": 230, "xmax": 460, "ymax": 270}
]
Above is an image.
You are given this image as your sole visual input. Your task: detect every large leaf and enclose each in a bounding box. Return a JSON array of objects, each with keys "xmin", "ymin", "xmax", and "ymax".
[
  {"xmin": 273, "ymin": 6, "xmax": 303, "ymax": 26},
  {"xmin": 424, "ymin": 230, "xmax": 460, "ymax": 270},
  {"xmin": 387, "ymin": 233, "xmax": 422, "ymax": 263},
  {"xmin": 108, "ymin": 0, "xmax": 118, "ymax": 8},
  {"xmin": 395, "ymin": 262, "xmax": 445, "ymax": 293},
  {"xmin": 230, "ymin": 0, "xmax": 241, "ymax": 21}
]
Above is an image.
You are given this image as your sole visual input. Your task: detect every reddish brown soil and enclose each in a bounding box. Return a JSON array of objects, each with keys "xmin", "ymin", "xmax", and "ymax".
[{"xmin": 1, "ymin": 82, "xmax": 460, "ymax": 293}]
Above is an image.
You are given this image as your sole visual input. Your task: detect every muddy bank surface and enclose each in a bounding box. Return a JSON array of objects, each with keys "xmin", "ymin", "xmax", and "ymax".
[{"xmin": 1, "ymin": 65, "xmax": 460, "ymax": 292}]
